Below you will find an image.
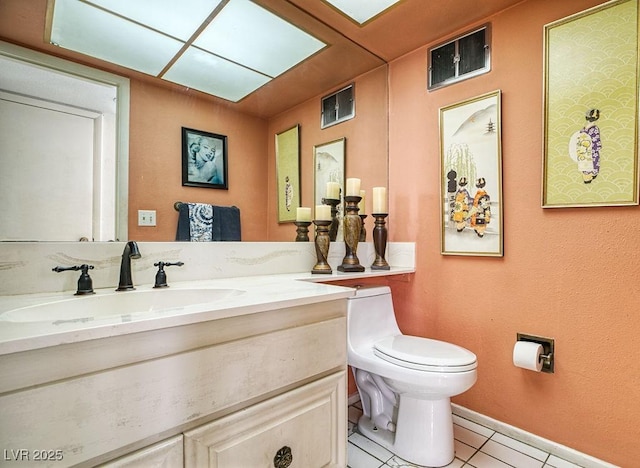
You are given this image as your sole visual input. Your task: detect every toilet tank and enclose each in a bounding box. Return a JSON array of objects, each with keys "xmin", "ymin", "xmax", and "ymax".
[{"xmin": 347, "ymin": 286, "xmax": 402, "ymax": 350}]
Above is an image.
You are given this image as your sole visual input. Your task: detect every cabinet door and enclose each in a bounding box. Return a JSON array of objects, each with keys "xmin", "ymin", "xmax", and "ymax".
[
  {"xmin": 184, "ymin": 372, "xmax": 346, "ymax": 468},
  {"xmin": 98, "ymin": 435, "xmax": 183, "ymax": 468}
]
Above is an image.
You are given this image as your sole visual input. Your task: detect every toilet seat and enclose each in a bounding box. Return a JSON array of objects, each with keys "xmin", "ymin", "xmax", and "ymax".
[{"xmin": 374, "ymin": 335, "xmax": 477, "ymax": 373}]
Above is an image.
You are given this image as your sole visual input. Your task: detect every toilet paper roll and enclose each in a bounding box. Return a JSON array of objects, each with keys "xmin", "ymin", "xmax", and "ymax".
[{"xmin": 512, "ymin": 341, "xmax": 543, "ymax": 372}]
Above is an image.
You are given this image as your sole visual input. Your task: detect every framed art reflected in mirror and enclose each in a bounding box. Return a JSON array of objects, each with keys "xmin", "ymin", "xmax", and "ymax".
[{"xmin": 182, "ymin": 127, "xmax": 228, "ymax": 189}]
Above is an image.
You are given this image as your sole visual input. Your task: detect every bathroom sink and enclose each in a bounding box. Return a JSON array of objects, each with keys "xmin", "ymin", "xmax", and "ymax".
[{"xmin": 0, "ymin": 288, "xmax": 245, "ymax": 323}]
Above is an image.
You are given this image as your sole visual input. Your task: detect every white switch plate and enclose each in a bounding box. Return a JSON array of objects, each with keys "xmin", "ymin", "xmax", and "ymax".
[{"xmin": 138, "ymin": 210, "xmax": 156, "ymax": 226}]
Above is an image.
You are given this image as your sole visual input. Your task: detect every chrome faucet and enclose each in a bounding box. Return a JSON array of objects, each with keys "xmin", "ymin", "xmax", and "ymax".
[{"xmin": 116, "ymin": 241, "xmax": 141, "ymax": 291}]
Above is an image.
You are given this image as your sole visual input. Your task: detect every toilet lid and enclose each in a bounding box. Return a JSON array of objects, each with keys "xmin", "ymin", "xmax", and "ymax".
[{"xmin": 374, "ymin": 335, "xmax": 477, "ymax": 372}]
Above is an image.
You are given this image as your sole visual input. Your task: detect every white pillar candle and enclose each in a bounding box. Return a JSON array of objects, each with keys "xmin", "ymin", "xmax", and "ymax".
[
  {"xmin": 326, "ymin": 182, "xmax": 340, "ymax": 199},
  {"xmin": 372, "ymin": 187, "xmax": 387, "ymax": 213},
  {"xmin": 358, "ymin": 190, "xmax": 366, "ymax": 214},
  {"xmin": 296, "ymin": 207, "xmax": 311, "ymax": 222},
  {"xmin": 346, "ymin": 178, "xmax": 361, "ymax": 196},
  {"xmin": 315, "ymin": 204, "xmax": 332, "ymax": 221}
]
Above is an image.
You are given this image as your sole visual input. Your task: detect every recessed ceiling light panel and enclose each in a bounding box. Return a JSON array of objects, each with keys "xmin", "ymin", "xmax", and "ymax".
[
  {"xmin": 86, "ymin": 0, "xmax": 222, "ymax": 41},
  {"xmin": 194, "ymin": 0, "xmax": 325, "ymax": 77},
  {"xmin": 51, "ymin": 0, "xmax": 183, "ymax": 75},
  {"xmin": 325, "ymin": 0, "xmax": 401, "ymax": 24},
  {"xmin": 163, "ymin": 46, "xmax": 271, "ymax": 102}
]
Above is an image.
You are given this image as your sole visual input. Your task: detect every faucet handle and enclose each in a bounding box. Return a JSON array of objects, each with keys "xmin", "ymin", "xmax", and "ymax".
[
  {"xmin": 52, "ymin": 264, "xmax": 95, "ymax": 295},
  {"xmin": 153, "ymin": 261, "xmax": 184, "ymax": 288}
]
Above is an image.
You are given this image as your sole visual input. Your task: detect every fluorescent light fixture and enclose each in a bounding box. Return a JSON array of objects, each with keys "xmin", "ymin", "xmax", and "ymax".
[
  {"xmin": 324, "ymin": 0, "xmax": 401, "ymax": 24},
  {"xmin": 87, "ymin": 0, "xmax": 222, "ymax": 41},
  {"xmin": 195, "ymin": 0, "xmax": 325, "ymax": 77},
  {"xmin": 50, "ymin": 0, "xmax": 184, "ymax": 76},
  {"xmin": 163, "ymin": 47, "xmax": 271, "ymax": 103},
  {"xmin": 49, "ymin": 0, "xmax": 326, "ymax": 102}
]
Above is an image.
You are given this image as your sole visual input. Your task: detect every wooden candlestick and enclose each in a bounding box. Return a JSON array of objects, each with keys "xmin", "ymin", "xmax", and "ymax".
[
  {"xmin": 338, "ymin": 196, "xmax": 365, "ymax": 272},
  {"xmin": 321, "ymin": 197, "xmax": 341, "ymax": 241},
  {"xmin": 359, "ymin": 214, "xmax": 367, "ymax": 242},
  {"xmin": 294, "ymin": 221, "xmax": 311, "ymax": 242},
  {"xmin": 312, "ymin": 220, "xmax": 332, "ymax": 274},
  {"xmin": 371, "ymin": 213, "xmax": 390, "ymax": 270}
]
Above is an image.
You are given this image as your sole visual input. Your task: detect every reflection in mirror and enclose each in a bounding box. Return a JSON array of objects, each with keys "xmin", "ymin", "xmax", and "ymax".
[
  {"xmin": 0, "ymin": 41, "xmax": 130, "ymax": 242},
  {"xmin": 0, "ymin": 0, "xmax": 389, "ymax": 242}
]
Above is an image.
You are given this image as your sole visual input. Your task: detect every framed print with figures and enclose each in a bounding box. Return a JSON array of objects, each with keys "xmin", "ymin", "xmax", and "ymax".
[
  {"xmin": 275, "ymin": 125, "xmax": 301, "ymax": 223},
  {"xmin": 440, "ymin": 90, "xmax": 503, "ymax": 257},
  {"xmin": 542, "ymin": 0, "xmax": 639, "ymax": 207}
]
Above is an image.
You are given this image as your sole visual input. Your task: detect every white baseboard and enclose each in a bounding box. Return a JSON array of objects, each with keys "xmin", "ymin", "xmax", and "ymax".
[{"xmin": 451, "ymin": 403, "xmax": 618, "ymax": 468}]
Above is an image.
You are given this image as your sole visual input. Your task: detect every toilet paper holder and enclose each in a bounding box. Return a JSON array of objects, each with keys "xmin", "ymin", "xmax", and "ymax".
[{"xmin": 516, "ymin": 333, "xmax": 555, "ymax": 373}]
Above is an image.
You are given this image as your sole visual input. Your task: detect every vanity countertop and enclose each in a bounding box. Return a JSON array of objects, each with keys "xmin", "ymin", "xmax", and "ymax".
[{"xmin": 0, "ymin": 267, "xmax": 414, "ymax": 356}]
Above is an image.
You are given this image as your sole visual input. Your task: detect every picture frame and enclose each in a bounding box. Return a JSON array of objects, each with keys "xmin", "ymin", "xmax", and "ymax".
[
  {"xmin": 439, "ymin": 90, "xmax": 503, "ymax": 257},
  {"xmin": 314, "ymin": 138, "xmax": 346, "ymax": 239},
  {"xmin": 182, "ymin": 127, "xmax": 228, "ymax": 189},
  {"xmin": 542, "ymin": 0, "xmax": 639, "ymax": 208},
  {"xmin": 275, "ymin": 125, "xmax": 301, "ymax": 223}
]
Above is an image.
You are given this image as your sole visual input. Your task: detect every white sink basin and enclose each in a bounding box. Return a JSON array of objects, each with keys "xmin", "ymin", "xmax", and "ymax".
[{"xmin": 0, "ymin": 288, "xmax": 245, "ymax": 323}]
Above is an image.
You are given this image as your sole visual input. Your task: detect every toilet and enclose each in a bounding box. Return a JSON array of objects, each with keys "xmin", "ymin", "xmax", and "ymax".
[{"xmin": 347, "ymin": 286, "xmax": 477, "ymax": 467}]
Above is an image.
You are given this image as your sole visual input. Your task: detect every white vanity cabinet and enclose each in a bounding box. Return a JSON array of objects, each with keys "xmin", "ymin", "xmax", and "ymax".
[
  {"xmin": 184, "ymin": 372, "xmax": 345, "ymax": 467},
  {"xmin": 98, "ymin": 435, "xmax": 184, "ymax": 467},
  {"xmin": 0, "ymin": 298, "xmax": 347, "ymax": 467}
]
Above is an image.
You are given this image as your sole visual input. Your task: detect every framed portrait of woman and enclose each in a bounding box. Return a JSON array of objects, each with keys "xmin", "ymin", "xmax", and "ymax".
[{"xmin": 182, "ymin": 127, "xmax": 228, "ymax": 189}]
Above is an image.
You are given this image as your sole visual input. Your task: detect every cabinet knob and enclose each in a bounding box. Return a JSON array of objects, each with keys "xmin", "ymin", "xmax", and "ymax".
[{"xmin": 273, "ymin": 446, "xmax": 292, "ymax": 468}]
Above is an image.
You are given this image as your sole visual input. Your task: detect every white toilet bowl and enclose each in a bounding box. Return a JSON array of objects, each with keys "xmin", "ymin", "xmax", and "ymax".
[{"xmin": 347, "ymin": 286, "xmax": 477, "ymax": 467}]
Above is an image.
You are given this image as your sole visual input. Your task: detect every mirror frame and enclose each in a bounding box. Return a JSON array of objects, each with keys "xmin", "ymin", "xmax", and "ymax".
[{"xmin": 0, "ymin": 40, "xmax": 130, "ymax": 242}]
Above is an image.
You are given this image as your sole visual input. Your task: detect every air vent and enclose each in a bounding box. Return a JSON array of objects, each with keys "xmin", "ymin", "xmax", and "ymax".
[
  {"xmin": 428, "ymin": 25, "xmax": 491, "ymax": 90},
  {"xmin": 321, "ymin": 84, "xmax": 354, "ymax": 129}
]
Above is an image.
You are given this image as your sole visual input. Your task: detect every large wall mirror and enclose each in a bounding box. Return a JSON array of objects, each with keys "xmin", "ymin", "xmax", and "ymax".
[{"xmin": 0, "ymin": 0, "xmax": 388, "ymax": 242}]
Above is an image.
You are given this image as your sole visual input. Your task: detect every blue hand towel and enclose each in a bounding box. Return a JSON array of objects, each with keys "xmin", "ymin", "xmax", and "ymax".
[{"xmin": 176, "ymin": 204, "xmax": 241, "ymax": 241}]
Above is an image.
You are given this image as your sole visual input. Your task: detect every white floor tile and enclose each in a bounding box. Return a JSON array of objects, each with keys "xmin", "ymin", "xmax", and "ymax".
[
  {"xmin": 481, "ymin": 440, "xmax": 544, "ymax": 468},
  {"xmin": 545, "ymin": 455, "xmax": 583, "ymax": 468},
  {"xmin": 467, "ymin": 451, "xmax": 513, "ymax": 468},
  {"xmin": 491, "ymin": 432, "xmax": 548, "ymax": 462},
  {"xmin": 454, "ymin": 439, "xmax": 477, "ymax": 462},
  {"xmin": 349, "ymin": 432, "xmax": 394, "ymax": 463},
  {"xmin": 348, "ymin": 442, "xmax": 385, "ymax": 468},
  {"xmin": 454, "ymin": 424, "xmax": 490, "ymax": 449}
]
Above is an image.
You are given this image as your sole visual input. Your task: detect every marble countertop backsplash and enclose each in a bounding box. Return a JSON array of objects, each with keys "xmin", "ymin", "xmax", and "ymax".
[{"xmin": 0, "ymin": 242, "xmax": 415, "ymax": 296}]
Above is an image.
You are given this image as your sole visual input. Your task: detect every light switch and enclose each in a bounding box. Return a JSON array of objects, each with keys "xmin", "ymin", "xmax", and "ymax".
[{"xmin": 138, "ymin": 210, "xmax": 156, "ymax": 226}]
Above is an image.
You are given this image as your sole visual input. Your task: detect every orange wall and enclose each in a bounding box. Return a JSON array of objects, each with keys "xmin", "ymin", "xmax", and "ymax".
[
  {"xmin": 266, "ymin": 66, "xmax": 389, "ymax": 241},
  {"xmin": 127, "ymin": 80, "xmax": 268, "ymax": 241},
  {"xmin": 388, "ymin": 0, "xmax": 639, "ymax": 465}
]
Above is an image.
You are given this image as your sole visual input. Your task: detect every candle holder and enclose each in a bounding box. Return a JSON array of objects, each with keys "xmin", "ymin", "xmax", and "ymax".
[
  {"xmin": 321, "ymin": 197, "xmax": 341, "ymax": 241},
  {"xmin": 294, "ymin": 221, "xmax": 311, "ymax": 242},
  {"xmin": 312, "ymin": 220, "xmax": 332, "ymax": 274},
  {"xmin": 338, "ymin": 196, "xmax": 365, "ymax": 273},
  {"xmin": 359, "ymin": 214, "xmax": 367, "ymax": 242},
  {"xmin": 371, "ymin": 213, "xmax": 390, "ymax": 270}
]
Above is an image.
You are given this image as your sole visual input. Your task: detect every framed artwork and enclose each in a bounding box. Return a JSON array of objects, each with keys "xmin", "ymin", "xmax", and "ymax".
[
  {"xmin": 275, "ymin": 125, "xmax": 301, "ymax": 223},
  {"xmin": 542, "ymin": 0, "xmax": 639, "ymax": 207},
  {"xmin": 439, "ymin": 90, "xmax": 503, "ymax": 257},
  {"xmin": 314, "ymin": 138, "xmax": 345, "ymax": 239},
  {"xmin": 182, "ymin": 127, "xmax": 228, "ymax": 189}
]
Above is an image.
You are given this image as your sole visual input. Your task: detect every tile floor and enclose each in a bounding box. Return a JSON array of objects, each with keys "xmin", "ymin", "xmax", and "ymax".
[{"xmin": 347, "ymin": 400, "xmax": 584, "ymax": 468}]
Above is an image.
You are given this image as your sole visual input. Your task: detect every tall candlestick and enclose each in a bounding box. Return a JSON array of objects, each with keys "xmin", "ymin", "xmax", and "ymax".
[
  {"xmin": 296, "ymin": 207, "xmax": 311, "ymax": 222},
  {"xmin": 315, "ymin": 204, "xmax": 332, "ymax": 221},
  {"xmin": 346, "ymin": 178, "xmax": 361, "ymax": 196},
  {"xmin": 372, "ymin": 187, "xmax": 387, "ymax": 213},
  {"xmin": 326, "ymin": 182, "xmax": 340, "ymax": 199},
  {"xmin": 358, "ymin": 190, "xmax": 366, "ymax": 214},
  {"xmin": 338, "ymin": 195, "xmax": 365, "ymax": 273}
]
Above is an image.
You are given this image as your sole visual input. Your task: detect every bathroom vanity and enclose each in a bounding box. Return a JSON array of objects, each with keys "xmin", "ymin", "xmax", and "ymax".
[
  {"xmin": 0, "ymin": 241, "xmax": 416, "ymax": 467},
  {"xmin": 0, "ymin": 278, "xmax": 353, "ymax": 467}
]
